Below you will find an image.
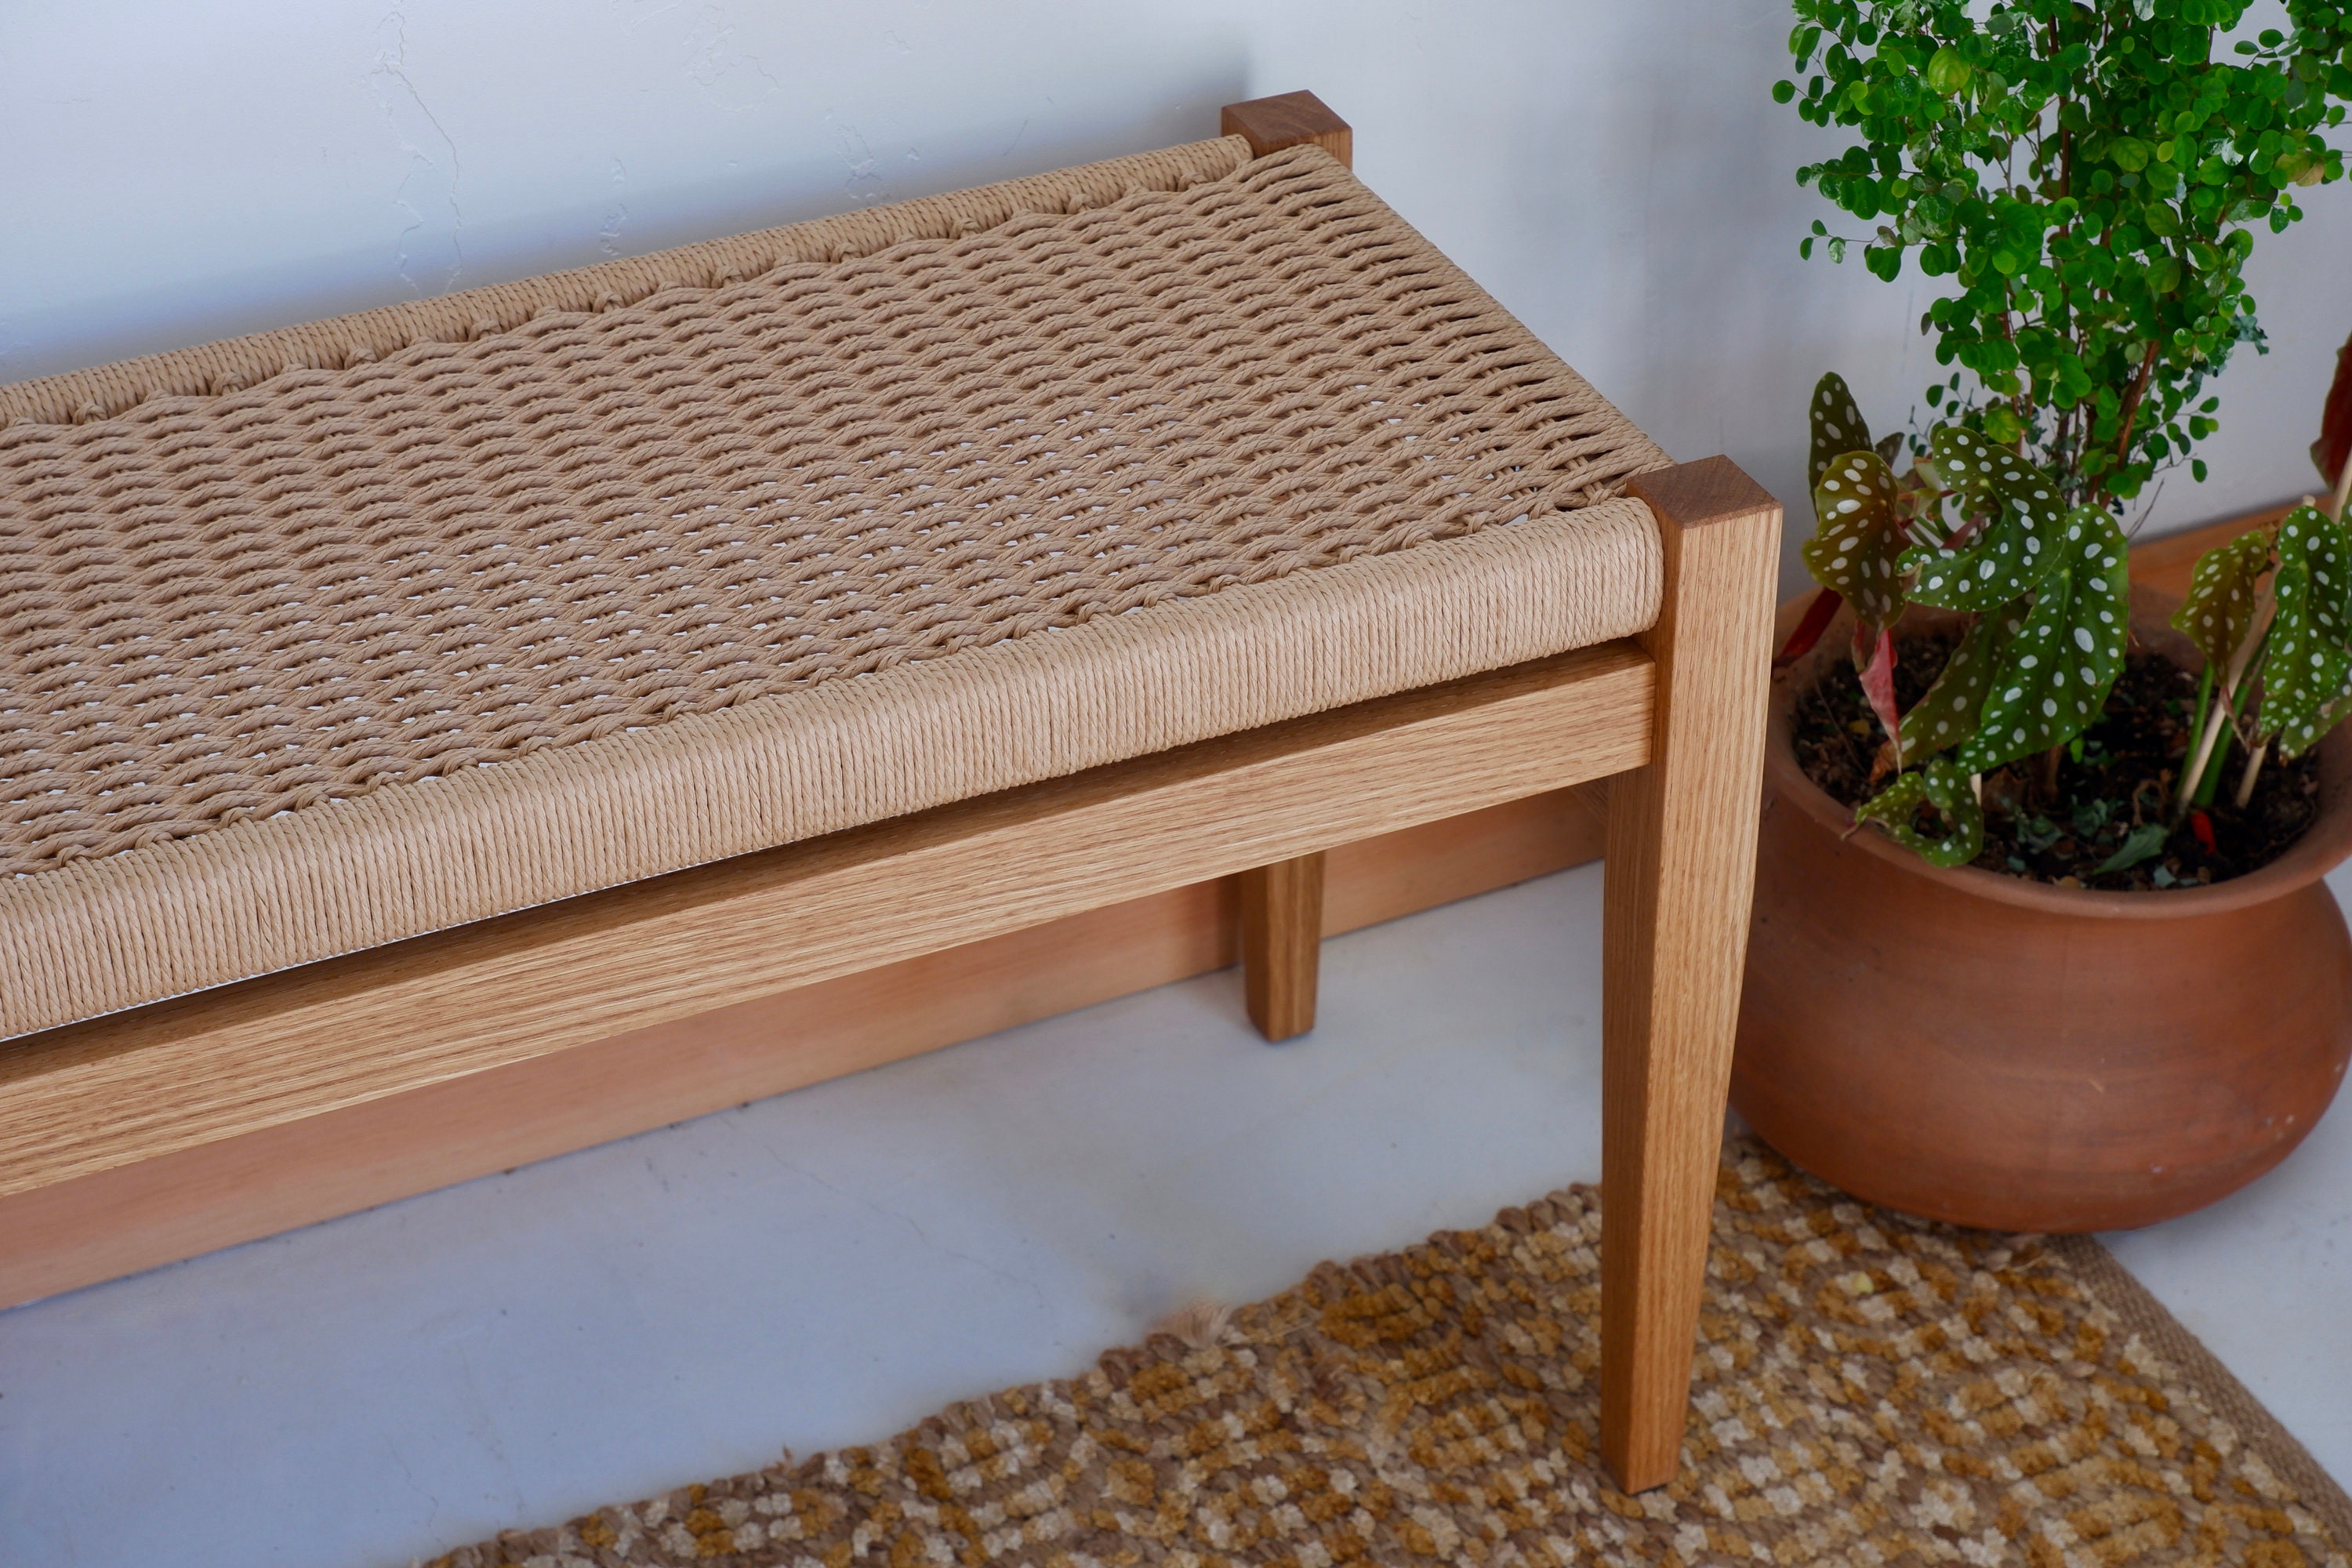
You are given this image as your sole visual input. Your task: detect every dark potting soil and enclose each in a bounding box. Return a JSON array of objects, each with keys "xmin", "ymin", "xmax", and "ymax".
[{"xmin": 1791, "ymin": 626, "xmax": 2321, "ymax": 889}]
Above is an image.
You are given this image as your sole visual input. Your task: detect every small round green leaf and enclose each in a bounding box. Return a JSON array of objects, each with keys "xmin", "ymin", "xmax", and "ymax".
[{"xmin": 1926, "ymin": 46, "xmax": 1972, "ymax": 97}]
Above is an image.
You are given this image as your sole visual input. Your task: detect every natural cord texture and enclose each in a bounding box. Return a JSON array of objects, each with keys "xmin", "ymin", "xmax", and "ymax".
[
  {"xmin": 0, "ymin": 138, "xmax": 1667, "ymax": 1038},
  {"xmin": 429, "ymin": 1139, "xmax": 2352, "ymax": 1567}
]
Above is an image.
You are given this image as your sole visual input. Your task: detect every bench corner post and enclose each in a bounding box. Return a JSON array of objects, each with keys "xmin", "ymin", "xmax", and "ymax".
[
  {"xmin": 1219, "ymin": 91, "xmax": 1353, "ymax": 169},
  {"xmin": 1599, "ymin": 456, "xmax": 1782, "ymax": 1491}
]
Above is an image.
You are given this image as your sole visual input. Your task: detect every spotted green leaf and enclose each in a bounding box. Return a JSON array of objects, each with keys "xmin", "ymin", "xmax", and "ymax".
[
  {"xmin": 1806, "ymin": 450, "xmax": 1909, "ymax": 637},
  {"xmin": 1953, "ymin": 429, "xmax": 2068, "ymax": 539},
  {"xmin": 1952, "ymin": 507, "xmax": 2129, "ymax": 774},
  {"xmin": 1855, "ymin": 755, "xmax": 1984, "ymax": 868},
  {"xmin": 1896, "ymin": 598, "xmax": 2024, "ymax": 760},
  {"xmin": 2169, "ymin": 527, "xmax": 2270, "ymax": 679},
  {"xmin": 2286, "ymin": 504, "xmax": 2352, "ymax": 644},
  {"xmin": 1903, "ymin": 510, "xmax": 2049, "ymax": 612},
  {"xmin": 1900, "ymin": 426, "xmax": 2067, "ymax": 612},
  {"xmin": 2256, "ymin": 506, "xmax": 2352, "ymax": 757},
  {"xmin": 1921, "ymin": 424, "xmax": 2010, "ymax": 502},
  {"xmin": 1809, "ymin": 372, "xmax": 1870, "ymax": 491}
]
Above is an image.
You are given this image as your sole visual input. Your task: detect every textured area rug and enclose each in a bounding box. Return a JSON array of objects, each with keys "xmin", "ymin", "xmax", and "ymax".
[{"xmin": 431, "ymin": 1142, "xmax": 2352, "ymax": 1566}]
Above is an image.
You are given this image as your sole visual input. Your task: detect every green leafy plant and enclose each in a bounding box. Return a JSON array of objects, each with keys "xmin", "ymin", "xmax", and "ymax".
[
  {"xmin": 1775, "ymin": 1, "xmax": 2352, "ymax": 872},
  {"xmin": 1781, "ymin": 0, "xmax": 2350, "ymax": 503}
]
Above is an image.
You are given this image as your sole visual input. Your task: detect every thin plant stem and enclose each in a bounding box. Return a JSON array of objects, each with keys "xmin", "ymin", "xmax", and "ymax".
[
  {"xmin": 2179, "ymin": 660, "xmax": 2223, "ymax": 809},
  {"xmin": 2177, "ymin": 699, "xmax": 2233, "ymax": 821},
  {"xmin": 2172, "ymin": 597, "xmax": 2274, "ymax": 822},
  {"xmin": 2193, "ymin": 677, "xmax": 2241, "ymax": 809},
  {"xmin": 2234, "ymin": 737, "xmax": 2268, "ymax": 810},
  {"xmin": 2184, "ymin": 659, "xmax": 2214, "ymax": 782}
]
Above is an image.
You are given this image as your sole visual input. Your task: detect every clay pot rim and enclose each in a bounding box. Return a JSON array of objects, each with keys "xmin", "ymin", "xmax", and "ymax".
[{"xmin": 1769, "ymin": 586, "xmax": 2352, "ymax": 921}]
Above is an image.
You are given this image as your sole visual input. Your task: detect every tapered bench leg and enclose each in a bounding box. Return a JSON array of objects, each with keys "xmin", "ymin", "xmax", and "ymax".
[
  {"xmin": 1240, "ymin": 852, "xmax": 1325, "ymax": 1041},
  {"xmin": 1600, "ymin": 458, "xmax": 1780, "ymax": 1492}
]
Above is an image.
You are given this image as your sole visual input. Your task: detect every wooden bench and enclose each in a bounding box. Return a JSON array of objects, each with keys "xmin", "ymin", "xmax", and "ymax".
[{"xmin": 0, "ymin": 93, "xmax": 1777, "ymax": 1492}]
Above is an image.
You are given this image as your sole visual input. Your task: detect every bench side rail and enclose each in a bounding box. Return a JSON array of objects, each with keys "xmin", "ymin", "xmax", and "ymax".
[{"xmin": 0, "ymin": 643, "xmax": 1653, "ymax": 1202}]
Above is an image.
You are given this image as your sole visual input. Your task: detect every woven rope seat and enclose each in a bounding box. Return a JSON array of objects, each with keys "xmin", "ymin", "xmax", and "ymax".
[{"xmin": 0, "ymin": 135, "xmax": 1669, "ymax": 1040}]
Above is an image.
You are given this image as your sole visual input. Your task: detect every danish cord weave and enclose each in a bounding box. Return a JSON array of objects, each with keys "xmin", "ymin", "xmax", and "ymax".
[{"xmin": 0, "ymin": 137, "xmax": 1667, "ymax": 1037}]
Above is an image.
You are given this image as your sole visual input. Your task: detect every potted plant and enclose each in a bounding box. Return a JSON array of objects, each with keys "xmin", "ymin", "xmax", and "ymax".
[{"xmin": 1742, "ymin": 0, "xmax": 2352, "ymax": 1231}]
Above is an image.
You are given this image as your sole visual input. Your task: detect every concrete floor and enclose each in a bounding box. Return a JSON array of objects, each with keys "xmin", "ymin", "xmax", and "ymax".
[{"xmin": 2, "ymin": 861, "xmax": 2347, "ymax": 1568}]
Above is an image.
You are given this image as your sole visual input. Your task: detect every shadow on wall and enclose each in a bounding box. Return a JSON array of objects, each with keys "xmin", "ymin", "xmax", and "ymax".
[
  {"xmin": 0, "ymin": 37, "xmax": 1245, "ymax": 386},
  {"xmin": 1330, "ymin": 2, "xmax": 1941, "ymax": 597}
]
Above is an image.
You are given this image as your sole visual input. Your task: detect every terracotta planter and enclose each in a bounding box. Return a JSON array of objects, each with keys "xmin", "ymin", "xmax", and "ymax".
[{"xmin": 1733, "ymin": 588, "xmax": 2352, "ymax": 1232}]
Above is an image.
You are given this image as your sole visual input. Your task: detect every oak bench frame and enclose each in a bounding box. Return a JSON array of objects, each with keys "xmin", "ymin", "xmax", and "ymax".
[{"xmin": 0, "ymin": 93, "xmax": 1780, "ymax": 1494}]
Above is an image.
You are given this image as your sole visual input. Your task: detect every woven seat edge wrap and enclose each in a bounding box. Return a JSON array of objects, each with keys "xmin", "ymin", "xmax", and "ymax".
[
  {"xmin": 0, "ymin": 138, "xmax": 1668, "ymax": 1038},
  {"xmin": 0, "ymin": 503, "xmax": 1659, "ymax": 1037}
]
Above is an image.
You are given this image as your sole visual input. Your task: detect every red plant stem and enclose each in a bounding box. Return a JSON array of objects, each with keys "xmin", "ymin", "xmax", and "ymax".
[
  {"xmin": 1855, "ymin": 624, "xmax": 1902, "ymax": 769},
  {"xmin": 1774, "ymin": 587, "xmax": 1844, "ymax": 669}
]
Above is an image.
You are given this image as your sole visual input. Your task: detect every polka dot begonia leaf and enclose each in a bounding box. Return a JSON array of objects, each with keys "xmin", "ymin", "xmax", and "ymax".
[
  {"xmin": 1855, "ymin": 754, "xmax": 1984, "ymax": 868},
  {"xmin": 1809, "ymin": 372, "xmax": 1871, "ymax": 491},
  {"xmin": 1902, "ymin": 510, "xmax": 2051, "ymax": 614},
  {"xmin": 1896, "ymin": 595, "xmax": 2024, "ymax": 761},
  {"xmin": 1806, "ymin": 448, "xmax": 1910, "ymax": 637},
  {"xmin": 1901, "ymin": 426, "xmax": 2067, "ymax": 614},
  {"xmin": 2169, "ymin": 525, "xmax": 2270, "ymax": 681},
  {"xmin": 1951, "ymin": 506, "xmax": 2129, "ymax": 775},
  {"xmin": 2283, "ymin": 505, "xmax": 2352, "ymax": 646},
  {"xmin": 1918, "ymin": 424, "xmax": 2002, "ymax": 499},
  {"xmin": 2256, "ymin": 506, "xmax": 2352, "ymax": 757}
]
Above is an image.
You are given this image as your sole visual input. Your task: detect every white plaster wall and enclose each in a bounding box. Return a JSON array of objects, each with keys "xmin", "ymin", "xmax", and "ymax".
[{"xmin": 3, "ymin": 0, "xmax": 2347, "ymax": 575}]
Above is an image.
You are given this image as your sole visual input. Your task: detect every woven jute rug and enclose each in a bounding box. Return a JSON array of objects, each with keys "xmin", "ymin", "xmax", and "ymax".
[{"xmin": 430, "ymin": 1142, "xmax": 2352, "ymax": 1566}]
